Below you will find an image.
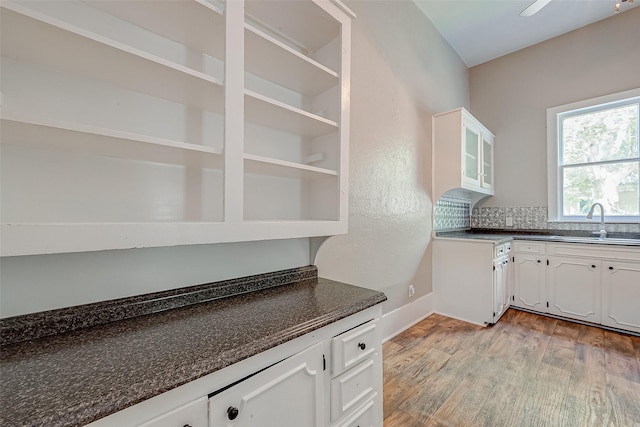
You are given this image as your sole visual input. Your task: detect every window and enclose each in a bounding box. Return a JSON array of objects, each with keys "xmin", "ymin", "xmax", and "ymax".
[{"xmin": 547, "ymin": 89, "xmax": 640, "ymax": 222}]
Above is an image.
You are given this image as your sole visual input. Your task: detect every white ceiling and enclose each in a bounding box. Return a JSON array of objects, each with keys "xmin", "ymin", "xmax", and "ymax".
[{"xmin": 413, "ymin": 0, "xmax": 639, "ymax": 68}]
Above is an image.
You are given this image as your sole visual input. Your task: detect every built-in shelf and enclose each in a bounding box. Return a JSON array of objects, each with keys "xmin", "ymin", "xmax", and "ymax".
[
  {"xmin": 0, "ymin": 4, "xmax": 224, "ymax": 113},
  {"xmin": 244, "ymin": 153, "xmax": 337, "ymax": 179},
  {"xmin": 88, "ymin": 0, "xmax": 225, "ymax": 62},
  {"xmin": 245, "ymin": 22, "xmax": 338, "ymax": 96},
  {"xmin": 0, "ymin": 0, "xmax": 352, "ymax": 256},
  {"xmin": 0, "ymin": 112, "xmax": 224, "ymax": 169},
  {"xmin": 244, "ymin": 90, "xmax": 338, "ymax": 138},
  {"xmin": 244, "ymin": 1, "xmax": 341, "ymax": 54}
]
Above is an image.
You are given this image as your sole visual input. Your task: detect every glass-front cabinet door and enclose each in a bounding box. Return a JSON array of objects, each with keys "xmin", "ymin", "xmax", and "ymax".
[
  {"xmin": 463, "ymin": 123, "xmax": 481, "ymax": 188},
  {"xmin": 481, "ymin": 135, "xmax": 494, "ymax": 192}
]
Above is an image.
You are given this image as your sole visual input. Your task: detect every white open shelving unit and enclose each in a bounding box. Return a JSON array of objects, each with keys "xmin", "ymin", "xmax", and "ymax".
[{"xmin": 0, "ymin": 0, "xmax": 354, "ymax": 256}]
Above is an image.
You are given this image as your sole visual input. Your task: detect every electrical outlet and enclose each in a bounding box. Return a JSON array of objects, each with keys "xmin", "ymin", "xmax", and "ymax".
[{"xmin": 408, "ymin": 284, "xmax": 415, "ymax": 298}]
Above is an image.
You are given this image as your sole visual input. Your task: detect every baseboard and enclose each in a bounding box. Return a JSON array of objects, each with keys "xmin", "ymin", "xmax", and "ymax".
[
  {"xmin": 381, "ymin": 292, "xmax": 434, "ymax": 342},
  {"xmin": 431, "ymin": 310, "xmax": 488, "ymax": 327}
]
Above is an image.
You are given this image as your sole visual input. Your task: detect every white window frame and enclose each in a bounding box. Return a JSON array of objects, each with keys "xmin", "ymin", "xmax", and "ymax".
[{"xmin": 547, "ymin": 88, "xmax": 640, "ymax": 222}]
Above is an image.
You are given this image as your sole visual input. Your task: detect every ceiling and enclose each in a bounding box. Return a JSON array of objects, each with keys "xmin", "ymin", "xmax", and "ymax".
[{"xmin": 413, "ymin": 0, "xmax": 639, "ymax": 68}]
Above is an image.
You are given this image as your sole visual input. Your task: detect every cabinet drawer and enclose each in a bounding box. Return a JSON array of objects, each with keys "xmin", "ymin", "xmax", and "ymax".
[
  {"xmin": 513, "ymin": 241, "xmax": 546, "ymax": 254},
  {"xmin": 335, "ymin": 396, "xmax": 376, "ymax": 427},
  {"xmin": 138, "ymin": 396, "xmax": 207, "ymax": 427},
  {"xmin": 332, "ymin": 322, "xmax": 377, "ymax": 376},
  {"xmin": 494, "ymin": 243, "xmax": 511, "ymax": 258},
  {"xmin": 330, "ymin": 359, "xmax": 377, "ymax": 422}
]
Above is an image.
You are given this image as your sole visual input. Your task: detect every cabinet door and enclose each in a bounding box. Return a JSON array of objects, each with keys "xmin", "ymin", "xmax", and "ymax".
[
  {"xmin": 481, "ymin": 134, "xmax": 494, "ymax": 192},
  {"xmin": 462, "ymin": 121, "xmax": 481, "ymax": 188},
  {"xmin": 513, "ymin": 254, "xmax": 546, "ymax": 311},
  {"xmin": 209, "ymin": 342, "xmax": 323, "ymax": 427},
  {"xmin": 602, "ymin": 261, "xmax": 640, "ymax": 333},
  {"xmin": 493, "ymin": 258, "xmax": 506, "ymax": 321},
  {"xmin": 503, "ymin": 257, "xmax": 511, "ymax": 311},
  {"xmin": 547, "ymin": 257, "xmax": 601, "ymax": 323}
]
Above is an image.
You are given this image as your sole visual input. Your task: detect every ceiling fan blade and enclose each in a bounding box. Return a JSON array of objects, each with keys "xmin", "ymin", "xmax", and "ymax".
[{"xmin": 520, "ymin": 0, "xmax": 552, "ymax": 16}]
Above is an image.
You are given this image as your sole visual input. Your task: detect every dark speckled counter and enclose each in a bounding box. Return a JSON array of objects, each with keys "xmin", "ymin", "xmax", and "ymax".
[
  {"xmin": 0, "ymin": 266, "xmax": 386, "ymax": 427},
  {"xmin": 436, "ymin": 230, "xmax": 640, "ymax": 246}
]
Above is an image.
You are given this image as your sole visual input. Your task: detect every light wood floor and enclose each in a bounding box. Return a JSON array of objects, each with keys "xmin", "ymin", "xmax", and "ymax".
[{"xmin": 383, "ymin": 309, "xmax": 640, "ymax": 427}]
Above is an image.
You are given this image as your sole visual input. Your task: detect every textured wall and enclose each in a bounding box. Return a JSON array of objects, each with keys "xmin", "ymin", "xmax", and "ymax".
[
  {"xmin": 315, "ymin": 0, "xmax": 469, "ymax": 314},
  {"xmin": 470, "ymin": 7, "xmax": 640, "ymax": 209}
]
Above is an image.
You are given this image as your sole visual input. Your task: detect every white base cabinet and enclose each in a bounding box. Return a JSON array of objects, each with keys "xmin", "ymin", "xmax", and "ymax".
[
  {"xmin": 512, "ymin": 240, "xmax": 640, "ymax": 334},
  {"xmin": 86, "ymin": 305, "xmax": 383, "ymax": 427},
  {"xmin": 602, "ymin": 261, "xmax": 640, "ymax": 333},
  {"xmin": 433, "ymin": 238, "xmax": 510, "ymax": 326}
]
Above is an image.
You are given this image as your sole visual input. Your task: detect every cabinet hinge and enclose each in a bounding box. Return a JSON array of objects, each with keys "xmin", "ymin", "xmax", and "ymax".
[
  {"xmin": 546, "ymin": 301, "xmax": 549, "ymax": 308},
  {"xmin": 512, "ymin": 256, "xmax": 515, "ymax": 262},
  {"xmin": 493, "ymin": 265, "xmax": 496, "ymax": 271},
  {"xmin": 546, "ymin": 259, "xmax": 549, "ymax": 266},
  {"xmin": 493, "ymin": 312, "xmax": 496, "ymax": 317},
  {"xmin": 323, "ymin": 354, "xmax": 326, "ymax": 371},
  {"xmin": 512, "ymin": 295, "xmax": 515, "ymax": 301}
]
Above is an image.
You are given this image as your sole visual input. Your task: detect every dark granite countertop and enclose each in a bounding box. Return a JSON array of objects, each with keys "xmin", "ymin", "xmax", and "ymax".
[
  {"xmin": 0, "ymin": 267, "xmax": 386, "ymax": 427},
  {"xmin": 435, "ymin": 229, "xmax": 640, "ymax": 246}
]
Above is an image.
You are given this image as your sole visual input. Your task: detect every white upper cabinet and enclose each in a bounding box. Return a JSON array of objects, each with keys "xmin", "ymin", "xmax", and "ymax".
[
  {"xmin": 0, "ymin": 0, "xmax": 354, "ymax": 256},
  {"xmin": 433, "ymin": 107, "xmax": 495, "ymax": 202}
]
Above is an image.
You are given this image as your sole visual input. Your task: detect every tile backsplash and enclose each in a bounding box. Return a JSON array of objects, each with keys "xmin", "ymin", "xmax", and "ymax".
[
  {"xmin": 471, "ymin": 206, "xmax": 548, "ymax": 230},
  {"xmin": 470, "ymin": 206, "xmax": 640, "ymax": 233},
  {"xmin": 434, "ymin": 197, "xmax": 470, "ymax": 231}
]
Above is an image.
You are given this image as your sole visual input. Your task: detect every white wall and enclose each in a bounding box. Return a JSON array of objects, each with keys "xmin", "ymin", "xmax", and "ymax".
[
  {"xmin": 315, "ymin": 0, "xmax": 469, "ymax": 314},
  {"xmin": 0, "ymin": 239, "xmax": 310, "ymax": 317},
  {"xmin": 469, "ymin": 7, "xmax": 640, "ymax": 208}
]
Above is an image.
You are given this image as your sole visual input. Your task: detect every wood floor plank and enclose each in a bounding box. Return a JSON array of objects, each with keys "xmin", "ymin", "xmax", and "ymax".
[
  {"xmin": 604, "ymin": 330, "xmax": 636, "ymax": 355},
  {"xmin": 383, "ymin": 347, "xmax": 450, "ymax": 416},
  {"xmin": 430, "ymin": 321, "xmax": 483, "ymax": 355},
  {"xmin": 390, "ymin": 323, "xmax": 433, "ymax": 347},
  {"xmin": 383, "ymin": 409, "xmax": 423, "ymax": 427},
  {"xmin": 464, "ymin": 323, "xmax": 504, "ymax": 355},
  {"xmin": 606, "ymin": 373, "xmax": 640, "ymax": 426},
  {"xmin": 633, "ymin": 336, "xmax": 640, "ymax": 380},
  {"xmin": 605, "ymin": 350, "xmax": 640, "ymax": 384},
  {"xmin": 577, "ymin": 323, "xmax": 605, "ymax": 347},
  {"xmin": 397, "ymin": 349, "xmax": 483, "ymax": 424},
  {"xmin": 384, "ymin": 327, "xmax": 446, "ymax": 379},
  {"xmin": 510, "ymin": 329, "xmax": 552, "ymax": 371},
  {"xmin": 382, "ymin": 340, "xmax": 403, "ymax": 358},
  {"xmin": 469, "ymin": 377, "xmax": 520, "ymax": 426},
  {"xmin": 429, "ymin": 354, "xmax": 505, "ymax": 426},
  {"xmin": 485, "ymin": 330, "xmax": 526, "ymax": 359},
  {"xmin": 527, "ymin": 311, "xmax": 558, "ymax": 335},
  {"xmin": 552, "ymin": 319, "xmax": 581, "ymax": 347},
  {"xmin": 560, "ymin": 343, "xmax": 610, "ymax": 427},
  {"xmin": 604, "ymin": 330, "xmax": 640, "ymax": 383},
  {"xmin": 506, "ymin": 362, "xmax": 572, "ymax": 427},
  {"xmin": 542, "ymin": 336, "xmax": 576, "ymax": 371}
]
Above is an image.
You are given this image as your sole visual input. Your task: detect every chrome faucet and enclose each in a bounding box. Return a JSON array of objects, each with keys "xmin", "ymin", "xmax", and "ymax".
[{"xmin": 586, "ymin": 203, "xmax": 607, "ymax": 239}]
